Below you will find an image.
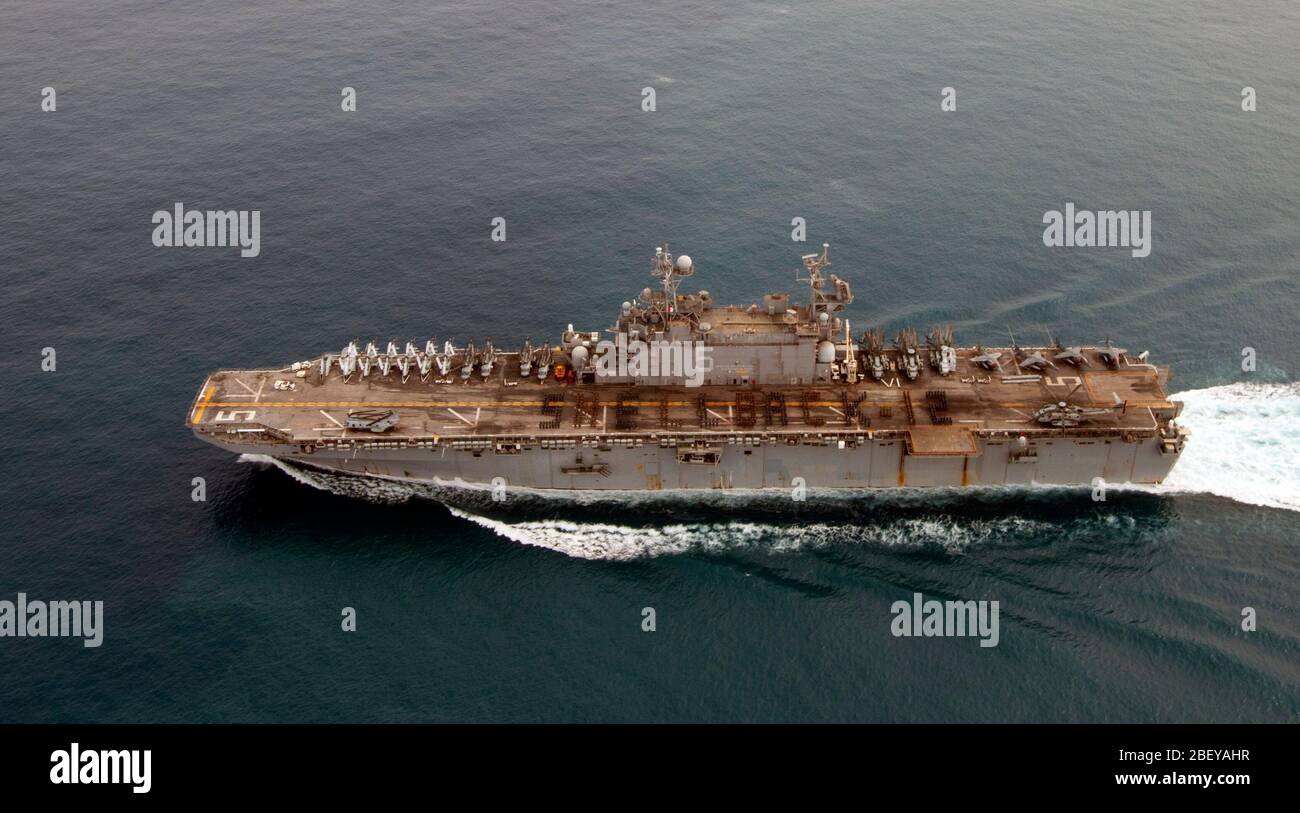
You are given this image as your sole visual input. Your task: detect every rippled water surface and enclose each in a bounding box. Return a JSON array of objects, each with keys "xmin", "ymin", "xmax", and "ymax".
[{"xmin": 1, "ymin": 0, "xmax": 1297, "ymax": 722}]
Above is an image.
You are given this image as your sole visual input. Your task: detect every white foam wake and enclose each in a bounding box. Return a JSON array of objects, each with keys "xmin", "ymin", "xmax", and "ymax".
[
  {"xmin": 1157, "ymin": 382, "xmax": 1300, "ymax": 512},
  {"xmin": 443, "ymin": 508, "xmax": 1050, "ymax": 560}
]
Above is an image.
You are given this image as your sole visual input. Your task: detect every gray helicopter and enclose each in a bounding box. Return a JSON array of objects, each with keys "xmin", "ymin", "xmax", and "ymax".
[
  {"xmin": 479, "ymin": 337, "xmax": 497, "ymax": 379},
  {"xmin": 925, "ymin": 325, "xmax": 957, "ymax": 376},
  {"xmin": 535, "ymin": 341, "xmax": 554, "ymax": 380},
  {"xmin": 460, "ymin": 340, "xmax": 477, "ymax": 381},
  {"xmin": 1033, "ymin": 400, "xmax": 1117, "ymax": 427},
  {"xmin": 893, "ymin": 327, "xmax": 922, "ymax": 381},
  {"xmin": 860, "ymin": 328, "xmax": 889, "ymax": 380},
  {"xmin": 1033, "ymin": 383, "xmax": 1118, "ymax": 427},
  {"xmin": 519, "ymin": 338, "xmax": 536, "ymax": 377}
]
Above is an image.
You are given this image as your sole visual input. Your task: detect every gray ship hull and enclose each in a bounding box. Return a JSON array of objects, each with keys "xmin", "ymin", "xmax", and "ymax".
[{"xmin": 201, "ymin": 430, "xmax": 1181, "ymax": 491}]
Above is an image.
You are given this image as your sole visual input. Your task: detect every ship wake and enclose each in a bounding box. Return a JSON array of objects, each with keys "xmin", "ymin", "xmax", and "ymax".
[
  {"xmin": 440, "ymin": 509, "xmax": 1064, "ymax": 560},
  {"xmin": 238, "ymin": 381, "xmax": 1299, "ymax": 559},
  {"xmin": 1153, "ymin": 381, "xmax": 1300, "ymax": 512}
]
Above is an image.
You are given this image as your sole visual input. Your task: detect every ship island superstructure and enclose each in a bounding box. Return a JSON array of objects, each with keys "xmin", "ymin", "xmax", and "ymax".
[{"xmin": 189, "ymin": 246, "xmax": 1188, "ymax": 491}]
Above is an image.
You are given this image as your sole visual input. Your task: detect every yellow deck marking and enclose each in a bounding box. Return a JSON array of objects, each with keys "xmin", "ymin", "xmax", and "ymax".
[{"xmin": 192, "ymin": 386, "xmax": 217, "ymax": 424}]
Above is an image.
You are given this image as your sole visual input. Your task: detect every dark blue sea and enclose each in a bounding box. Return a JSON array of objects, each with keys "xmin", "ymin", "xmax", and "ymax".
[{"xmin": 1, "ymin": 0, "xmax": 1298, "ymax": 722}]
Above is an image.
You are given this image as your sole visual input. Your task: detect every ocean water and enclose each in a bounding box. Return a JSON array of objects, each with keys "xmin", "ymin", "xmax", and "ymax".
[{"xmin": 1, "ymin": 0, "xmax": 1298, "ymax": 722}]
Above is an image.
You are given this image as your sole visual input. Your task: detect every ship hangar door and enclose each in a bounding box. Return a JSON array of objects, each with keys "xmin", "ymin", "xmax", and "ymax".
[
  {"xmin": 763, "ymin": 454, "xmax": 788, "ymax": 489},
  {"xmin": 640, "ymin": 449, "xmax": 662, "ymax": 491}
]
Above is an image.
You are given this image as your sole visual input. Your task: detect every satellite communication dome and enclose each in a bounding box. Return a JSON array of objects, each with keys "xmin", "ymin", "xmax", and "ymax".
[
  {"xmin": 675, "ymin": 254, "xmax": 693, "ymax": 272},
  {"xmin": 817, "ymin": 340, "xmax": 836, "ymax": 363}
]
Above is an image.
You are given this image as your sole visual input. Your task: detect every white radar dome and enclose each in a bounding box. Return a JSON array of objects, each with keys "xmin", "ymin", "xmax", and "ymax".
[
  {"xmin": 817, "ymin": 340, "xmax": 836, "ymax": 363},
  {"xmin": 675, "ymin": 254, "xmax": 693, "ymax": 272}
]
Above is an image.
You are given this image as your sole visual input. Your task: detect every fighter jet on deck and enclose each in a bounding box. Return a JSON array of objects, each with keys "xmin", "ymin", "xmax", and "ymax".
[
  {"xmin": 970, "ymin": 344, "xmax": 1002, "ymax": 371},
  {"xmin": 1050, "ymin": 335, "xmax": 1090, "ymax": 367},
  {"xmin": 1009, "ymin": 330, "xmax": 1052, "ymax": 372},
  {"xmin": 1097, "ymin": 337, "xmax": 1127, "ymax": 367}
]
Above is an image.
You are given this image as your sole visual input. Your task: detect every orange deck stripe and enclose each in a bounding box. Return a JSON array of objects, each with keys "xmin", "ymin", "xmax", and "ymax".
[{"xmin": 192, "ymin": 386, "xmax": 217, "ymax": 423}]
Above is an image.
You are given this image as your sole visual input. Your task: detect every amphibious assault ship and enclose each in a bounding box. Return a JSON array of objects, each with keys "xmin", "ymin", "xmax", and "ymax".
[{"xmin": 189, "ymin": 246, "xmax": 1188, "ymax": 491}]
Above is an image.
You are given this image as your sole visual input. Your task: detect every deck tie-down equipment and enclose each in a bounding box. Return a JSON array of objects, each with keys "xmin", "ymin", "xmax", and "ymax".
[{"xmin": 539, "ymin": 395, "xmax": 564, "ymax": 429}]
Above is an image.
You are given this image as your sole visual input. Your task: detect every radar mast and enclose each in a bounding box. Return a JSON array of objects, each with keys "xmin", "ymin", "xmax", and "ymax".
[{"xmin": 652, "ymin": 244, "xmax": 693, "ymax": 316}]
